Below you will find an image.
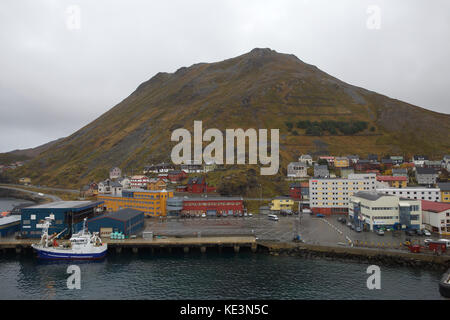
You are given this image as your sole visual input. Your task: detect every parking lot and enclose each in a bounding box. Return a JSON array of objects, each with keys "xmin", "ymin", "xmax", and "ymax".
[{"xmin": 144, "ymin": 213, "xmax": 449, "ymax": 251}]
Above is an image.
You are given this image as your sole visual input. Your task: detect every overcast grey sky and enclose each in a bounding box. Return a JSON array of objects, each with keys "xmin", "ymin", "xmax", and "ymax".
[{"xmin": 1, "ymin": 0, "xmax": 449, "ymax": 153}]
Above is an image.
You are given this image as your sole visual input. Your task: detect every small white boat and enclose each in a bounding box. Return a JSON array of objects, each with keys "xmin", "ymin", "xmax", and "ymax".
[{"xmin": 31, "ymin": 217, "xmax": 107, "ymax": 260}]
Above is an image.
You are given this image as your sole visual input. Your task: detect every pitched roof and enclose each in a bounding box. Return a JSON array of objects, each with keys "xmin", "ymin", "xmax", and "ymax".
[
  {"xmin": 376, "ymin": 176, "xmax": 407, "ymax": 182},
  {"xmin": 416, "ymin": 167, "xmax": 436, "ymax": 174},
  {"xmin": 421, "ymin": 200, "xmax": 450, "ymax": 213},
  {"xmin": 438, "ymin": 182, "xmax": 450, "ymax": 191}
]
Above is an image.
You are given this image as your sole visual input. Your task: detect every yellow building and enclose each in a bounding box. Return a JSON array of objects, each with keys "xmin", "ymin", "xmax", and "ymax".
[
  {"xmin": 98, "ymin": 189, "xmax": 173, "ymax": 217},
  {"xmin": 19, "ymin": 177, "xmax": 31, "ymax": 185},
  {"xmin": 270, "ymin": 197, "xmax": 295, "ymax": 211},
  {"xmin": 438, "ymin": 183, "xmax": 450, "ymax": 203},
  {"xmin": 334, "ymin": 157, "xmax": 350, "ymax": 168}
]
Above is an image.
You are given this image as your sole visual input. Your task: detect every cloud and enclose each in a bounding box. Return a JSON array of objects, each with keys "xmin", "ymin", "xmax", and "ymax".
[{"xmin": 0, "ymin": 0, "xmax": 449, "ymax": 152}]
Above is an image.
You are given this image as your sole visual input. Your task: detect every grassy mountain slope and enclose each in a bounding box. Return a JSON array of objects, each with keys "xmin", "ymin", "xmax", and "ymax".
[{"xmin": 10, "ymin": 48, "xmax": 450, "ymax": 188}]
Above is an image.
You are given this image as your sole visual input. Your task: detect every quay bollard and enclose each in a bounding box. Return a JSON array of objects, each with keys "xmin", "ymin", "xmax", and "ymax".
[
  {"xmin": 116, "ymin": 247, "xmax": 122, "ymax": 254},
  {"xmin": 167, "ymin": 247, "xmax": 172, "ymax": 253},
  {"xmin": 234, "ymin": 245, "xmax": 240, "ymax": 253},
  {"xmin": 15, "ymin": 246, "xmax": 22, "ymax": 254},
  {"xmin": 183, "ymin": 247, "xmax": 189, "ymax": 254},
  {"xmin": 200, "ymin": 246, "xmax": 206, "ymax": 254},
  {"xmin": 251, "ymin": 244, "xmax": 257, "ymax": 253},
  {"xmin": 132, "ymin": 247, "xmax": 138, "ymax": 254}
]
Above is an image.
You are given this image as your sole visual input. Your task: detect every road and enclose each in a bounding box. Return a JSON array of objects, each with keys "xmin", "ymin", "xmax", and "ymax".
[
  {"xmin": 0, "ymin": 183, "xmax": 78, "ymax": 194},
  {"xmin": 0, "ymin": 185, "xmax": 62, "ymax": 202}
]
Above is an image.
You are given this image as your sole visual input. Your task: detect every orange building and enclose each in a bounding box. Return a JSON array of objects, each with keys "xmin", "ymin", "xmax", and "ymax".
[
  {"xmin": 147, "ymin": 179, "xmax": 167, "ymax": 191},
  {"xmin": 98, "ymin": 189, "xmax": 173, "ymax": 217}
]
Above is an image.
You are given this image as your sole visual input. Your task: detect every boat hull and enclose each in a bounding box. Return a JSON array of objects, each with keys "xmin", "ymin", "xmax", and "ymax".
[
  {"xmin": 32, "ymin": 245, "xmax": 108, "ymax": 260},
  {"xmin": 439, "ymin": 270, "xmax": 450, "ymax": 298}
]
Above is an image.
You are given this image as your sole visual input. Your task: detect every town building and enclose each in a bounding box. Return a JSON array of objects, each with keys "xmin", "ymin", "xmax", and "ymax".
[
  {"xmin": 349, "ymin": 191, "xmax": 422, "ymax": 231},
  {"xmin": 298, "ymin": 154, "xmax": 313, "ymax": 166},
  {"xmin": 421, "ymin": 200, "xmax": 450, "ymax": 235},
  {"xmin": 98, "ymin": 189, "xmax": 174, "ymax": 217},
  {"xmin": 109, "ymin": 167, "xmax": 122, "ymax": 180},
  {"xmin": 289, "ymin": 181, "xmax": 309, "ymax": 201},
  {"xmin": 309, "ymin": 174, "xmax": 377, "ymax": 215},
  {"xmin": 340, "ymin": 167, "xmax": 354, "ymax": 179},
  {"xmin": 178, "ymin": 176, "xmax": 216, "ymax": 193},
  {"xmin": 0, "ymin": 215, "xmax": 21, "ymax": 237},
  {"xmin": 390, "ymin": 156, "xmax": 404, "ymax": 165},
  {"xmin": 354, "ymin": 160, "xmax": 381, "ymax": 171},
  {"xmin": 376, "ymin": 176, "xmax": 408, "ymax": 188},
  {"xmin": 167, "ymin": 170, "xmax": 187, "ymax": 183},
  {"xmin": 367, "ymin": 154, "xmax": 379, "ymax": 162},
  {"xmin": 20, "ymin": 201, "xmax": 104, "ymax": 238},
  {"xmin": 412, "ymin": 155, "xmax": 428, "ymax": 167},
  {"xmin": 85, "ymin": 208, "xmax": 144, "ymax": 237},
  {"xmin": 314, "ymin": 165, "xmax": 329, "ymax": 178},
  {"xmin": 19, "ymin": 177, "xmax": 31, "ymax": 185},
  {"xmin": 180, "ymin": 196, "xmax": 244, "ymax": 217},
  {"xmin": 334, "ymin": 157, "xmax": 350, "ymax": 168},
  {"xmin": 147, "ymin": 178, "xmax": 167, "ymax": 191},
  {"xmin": 381, "ymin": 158, "xmax": 394, "ymax": 169},
  {"xmin": 319, "ymin": 156, "xmax": 335, "ymax": 166},
  {"xmin": 117, "ymin": 177, "xmax": 131, "ymax": 189},
  {"xmin": 415, "ymin": 167, "xmax": 438, "ymax": 186},
  {"xmin": 376, "ymin": 187, "xmax": 441, "ymax": 202},
  {"xmin": 392, "ymin": 168, "xmax": 408, "ymax": 177},
  {"xmin": 443, "ymin": 155, "xmax": 450, "ymax": 170},
  {"xmin": 180, "ymin": 160, "xmax": 203, "ymax": 173},
  {"xmin": 346, "ymin": 155, "xmax": 359, "ymax": 165},
  {"xmin": 130, "ymin": 175, "xmax": 150, "ymax": 189},
  {"xmin": 270, "ymin": 197, "xmax": 295, "ymax": 212},
  {"xmin": 287, "ymin": 162, "xmax": 308, "ymax": 178},
  {"xmin": 438, "ymin": 183, "xmax": 450, "ymax": 203},
  {"xmin": 143, "ymin": 163, "xmax": 175, "ymax": 174}
]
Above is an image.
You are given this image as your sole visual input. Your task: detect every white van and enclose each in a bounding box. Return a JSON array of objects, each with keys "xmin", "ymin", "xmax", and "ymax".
[{"xmin": 268, "ymin": 214, "xmax": 279, "ymax": 221}]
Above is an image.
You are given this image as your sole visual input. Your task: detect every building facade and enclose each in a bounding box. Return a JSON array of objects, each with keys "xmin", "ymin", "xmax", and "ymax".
[
  {"xmin": 376, "ymin": 187, "xmax": 441, "ymax": 202},
  {"xmin": 438, "ymin": 183, "xmax": 450, "ymax": 203},
  {"xmin": 421, "ymin": 200, "xmax": 450, "ymax": 235},
  {"xmin": 309, "ymin": 174, "xmax": 377, "ymax": 215},
  {"xmin": 349, "ymin": 192, "xmax": 422, "ymax": 231},
  {"xmin": 314, "ymin": 165, "xmax": 329, "ymax": 178},
  {"xmin": 181, "ymin": 197, "xmax": 244, "ymax": 217},
  {"xmin": 376, "ymin": 176, "xmax": 408, "ymax": 188},
  {"xmin": 98, "ymin": 189, "xmax": 174, "ymax": 217},
  {"xmin": 287, "ymin": 162, "xmax": 308, "ymax": 178},
  {"xmin": 270, "ymin": 197, "xmax": 295, "ymax": 212},
  {"xmin": 415, "ymin": 167, "xmax": 438, "ymax": 185}
]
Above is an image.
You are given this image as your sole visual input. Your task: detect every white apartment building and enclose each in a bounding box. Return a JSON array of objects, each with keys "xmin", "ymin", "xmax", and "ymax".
[
  {"xmin": 309, "ymin": 173, "xmax": 376, "ymax": 214},
  {"xmin": 376, "ymin": 187, "xmax": 441, "ymax": 202},
  {"xmin": 349, "ymin": 191, "xmax": 422, "ymax": 231},
  {"xmin": 421, "ymin": 200, "xmax": 450, "ymax": 235}
]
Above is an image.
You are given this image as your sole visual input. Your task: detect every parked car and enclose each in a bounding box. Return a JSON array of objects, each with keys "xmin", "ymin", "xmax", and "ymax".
[
  {"xmin": 416, "ymin": 230, "xmax": 424, "ymax": 236},
  {"xmin": 424, "ymin": 238, "xmax": 433, "ymax": 245},
  {"xmin": 355, "ymin": 226, "xmax": 362, "ymax": 232},
  {"xmin": 248, "ymin": 213, "xmax": 253, "ymax": 217},
  {"xmin": 268, "ymin": 214, "xmax": 279, "ymax": 221},
  {"xmin": 347, "ymin": 222, "xmax": 352, "ymax": 228},
  {"xmin": 37, "ymin": 192, "xmax": 44, "ymax": 197},
  {"xmin": 405, "ymin": 229, "xmax": 415, "ymax": 236},
  {"xmin": 316, "ymin": 213, "xmax": 325, "ymax": 218},
  {"xmin": 201, "ymin": 213, "xmax": 206, "ymax": 218},
  {"xmin": 376, "ymin": 229, "xmax": 385, "ymax": 236},
  {"xmin": 423, "ymin": 229, "xmax": 431, "ymax": 236},
  {"xmin": 351, "ymin": 224, "xmax": 355, "ymax": 230}
]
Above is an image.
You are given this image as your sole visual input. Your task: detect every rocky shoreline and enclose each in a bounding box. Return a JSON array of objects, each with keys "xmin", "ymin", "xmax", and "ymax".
[
  {"xmin": 0, "ymin": 188, "xmax": 41, "ymax": 204},
  {"xmin": 259, "ymin": 243, "xmax": 450, "ymax": 271}
]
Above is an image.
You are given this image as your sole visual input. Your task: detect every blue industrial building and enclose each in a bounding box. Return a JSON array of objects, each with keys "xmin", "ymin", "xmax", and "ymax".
[
  {"xmin": 85, "ymin": 208, "xmax": 144, "ymax": 236},
  {"xmin": 0, "ymin": 215, "xmax": 21, "ymax": 237},
  {"xmin": 21, "ymin": 201, "xmax": 104, "ymax": 238}
]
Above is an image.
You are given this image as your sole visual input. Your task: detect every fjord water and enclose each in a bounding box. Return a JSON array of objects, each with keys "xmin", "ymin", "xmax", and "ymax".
[
  {"xmin": 0, "ymin": 252, "xmax": 444, "ymax": 300},
  {"xmin": 0, "ymin": 198, "xmax": 444, "ymax": 300}
]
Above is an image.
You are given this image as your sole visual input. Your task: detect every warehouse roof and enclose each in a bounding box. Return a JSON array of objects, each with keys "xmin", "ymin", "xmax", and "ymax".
[
  {"xmin": 25, "ymin": 201, "xmax": 104, "ymax": 211},
  {"xmin": 353, "ymin": 191, "xmax": 393, "ymax": 201},
  {"xmin": 92, "ymin": 208, "xmax": 143, "ymax": 222},
  {"xmin": 183, "ymin": 196, "xmax": 243, "ymax": 201},
  {"xmin": 0, "ymin": 215, "xmax": 21, "ymax": 226}
]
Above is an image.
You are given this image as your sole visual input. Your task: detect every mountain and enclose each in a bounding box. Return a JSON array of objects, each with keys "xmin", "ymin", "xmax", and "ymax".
[
  {"xmin": 10, "ymin": 48, "xmax": 450, "ymax": 188},
  {"xmin": 0, "ymin": 138, "xmax": 64, "ymax": 164}
]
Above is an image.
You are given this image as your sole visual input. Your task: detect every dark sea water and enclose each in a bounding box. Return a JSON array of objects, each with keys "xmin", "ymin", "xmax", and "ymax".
[{"xmin": 0, "ymin": 198, "xmax": 445, "ymax": 300}]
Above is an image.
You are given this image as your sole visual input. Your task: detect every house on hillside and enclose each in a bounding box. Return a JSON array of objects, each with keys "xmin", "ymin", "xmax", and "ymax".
[
  {"xmin": 287, "ymin": 162, "xmax": 308, "ymax": 178},
  {"xmin": 392, "ymin": 168, "xmax": 408, "ymax": 177},
  {"xmin": 412, "ymin": 155, "xmax": 428, "ymax": 167},
  {"xmin": 415, "ymin": 167, "xmax": 438, "ymax": 186},
  {"xmin": 298, "ymin": 154, "xmax": 313, "ymax": 166},
  {"xmin": 109, "ymin": 167, "xmax": 122, "ymax": 180},
  {"xmin": 314, "ymin": 165, "xmax": 329, "ymax": 178}
]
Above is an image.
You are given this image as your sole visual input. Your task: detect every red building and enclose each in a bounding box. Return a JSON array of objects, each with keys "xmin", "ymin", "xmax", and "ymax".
[
  {"xmin": 181, "ymin": 176, "xmax": 216, "ymax": 193},
  {"xmin": 289, "ymin": 181, "xmax": 309, "ymax": 201},
  {"xmin": 167, "ymin": 170, "xmax": 187, "ymax": 183},
  {"xmin": 182, "ymin": 197, "xmax": 244, "ymax": 217}
]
